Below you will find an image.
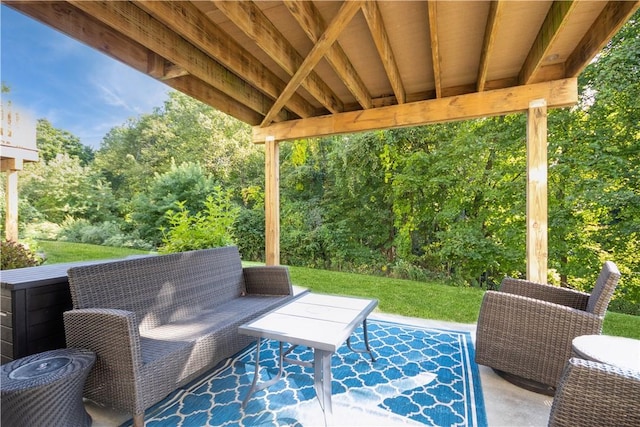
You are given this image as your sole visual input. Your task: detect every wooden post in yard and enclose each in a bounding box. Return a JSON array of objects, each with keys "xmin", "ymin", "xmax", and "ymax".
[
  {"xmin": 2, "ymin": 159, "xmax": 21, "ymax": 242},
  {"xmin": 526, "ymin": 99, "xmax": 548, "ymax": 283},
  {"xmin": 264, "ymin": 136, "xmax": 280, "ymax": 266}
]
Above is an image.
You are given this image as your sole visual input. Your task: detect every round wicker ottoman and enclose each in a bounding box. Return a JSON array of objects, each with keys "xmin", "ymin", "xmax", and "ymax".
[{"xmin": 1, "ymin": 348, "xmax": 95, "ymax": 427}]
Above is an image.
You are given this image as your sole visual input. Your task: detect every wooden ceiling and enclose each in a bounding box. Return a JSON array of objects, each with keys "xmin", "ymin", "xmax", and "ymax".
[{"xmin": 6, "ymin": 1, "xmax": 639, "ymax": 143}]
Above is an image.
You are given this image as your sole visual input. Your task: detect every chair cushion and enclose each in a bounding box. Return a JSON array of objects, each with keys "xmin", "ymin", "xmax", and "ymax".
[{"xmin": 586, "ymin": 261, "xmax": 621, "ymax": 315}]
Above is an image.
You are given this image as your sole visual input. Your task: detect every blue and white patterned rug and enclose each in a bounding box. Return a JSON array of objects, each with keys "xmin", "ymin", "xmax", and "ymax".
[{"xmin": 128, "ymin": 320, "xmax": 487, "ymax": 427}]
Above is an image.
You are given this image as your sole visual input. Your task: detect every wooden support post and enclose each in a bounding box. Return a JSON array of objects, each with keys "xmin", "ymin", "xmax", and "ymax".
[
  {"xmin": 265, "ymin": 136, "xmax": 280, "ymax": 266},
  {"xmin": 2, "ymin": 158, "xmax": 23, "ymax": 242},
  {"xmin": 4, "ymin": 165, "xmax": 20, "ymax": 242},
  {"xmin": 526, "ymin": 99, "xmax": 548, "ymax": 283}
]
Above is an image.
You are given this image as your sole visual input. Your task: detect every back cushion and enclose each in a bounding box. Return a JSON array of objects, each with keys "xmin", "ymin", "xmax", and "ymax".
[
  {"xmin": 67, "ymin": 246, "xmax": 245, "ymax": 331},
  {"xmin": 586, "ymin": 261, "xmax": 621, "ymax": 315}
]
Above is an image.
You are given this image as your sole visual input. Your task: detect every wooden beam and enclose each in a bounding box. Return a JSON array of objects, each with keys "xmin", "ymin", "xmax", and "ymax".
[
  {"xmin": 526, "ymin": 99, "xmax": 548, "ymax": 283},
  {"xmin": 136, "ymin": 0, "xmax": 315, "ymax": 119},
  {"xmin": 264, "ymin": 137, "xmax": 280, "ymax": 266},
  {"xmin": 253, "ymin": 78, "xmax": 578, "ymax": 143},
  {"xmin": 362, "ymin": 0, "xmax": 406, "ymax": 104},
  {"xmin": 477, "ymin": 1, "xmax": 505, "ymax": 92},
  {"xmin": 427, "ymin": 1, "xmax": 442, "ymax": 99},
  {"xmin": 284, "ymin": 0, "xmax": 372, "ymax": 110},
  {"xmin": 4, "ymin": 1, "xmax": 261, "ymax": 124},
  {"xmin": 213, "ymin": 0, "xmax": 343, "ymax": 114},
  {"xmin": 0, "ymin": 158, "xmax": 24, "ymax": 172},
  {"xmin": 169, "ymin": 76, "xmax": 263, "ymax": 126},
  {"xmin": 565, "ymin": 1, "xmax": 640, "ymax": 77},
  {"xmin": 68, "ymin": 0, "xmax": 290, "ymax": 122},
  {"xmin": 519, "ymin": 1, "xmax": 577, "ymax": 85},
  {"xmin": 261, "ymin": 1, "xmax": 363, "ymax": 127}
]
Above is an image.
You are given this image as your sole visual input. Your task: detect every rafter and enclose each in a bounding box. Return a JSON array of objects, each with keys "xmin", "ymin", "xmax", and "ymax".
[
  {"xmin": 283, "ymin": 0, "xmax": 372, "ymax": 110},
  {"xmin": 477, "ymin": 1, "xmax": 505, "ymax": 92},
  {"xmin": 427, "ymin": 1, "xmax": 442, "ymax": 99},
  {"xmin": 519, "ymin": 1, "xmax": 577, "ymax": 85},
  {"xmin": 261, "ymin": 1, "xmax": 363, "ymax": 127},
  {"xmin": 68, "ymin": 0, "xmax": 290, "ymax": 122},
  {"xmin": 135, "ymin": 0, "xmax": 315, "ymax": 120},
  {"xmin": 6, "ymin": 1, "xmax": 263, "ymax": 125},
  {"xmin": 213, "ymin": 0, "xmax": 343, "ymax": 114},
  {"xmin": 253, "ymin": 78, "xmax": 578, "ymax": 143},
  {"xmin": 565, "ymin": 1, "xmax": 640, "ymax": 77},
  {"xmin": 362, "ymin": 0, "xmax": 406, "ymax": 104}
]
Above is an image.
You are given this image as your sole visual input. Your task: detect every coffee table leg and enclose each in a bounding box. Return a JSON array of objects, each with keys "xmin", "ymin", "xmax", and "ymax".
[
  {"xmin": 314, "ymin": 349, "xmax": 333, "ymax": 415},
  {"xmin": 242, "ymin": 339, "xmax": 285, "ymax": 408}
]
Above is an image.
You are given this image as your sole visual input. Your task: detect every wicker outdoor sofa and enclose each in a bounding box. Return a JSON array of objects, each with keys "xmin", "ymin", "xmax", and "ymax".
[
  {"xmin": 64, "ymin": 246, "xmax": 295, "ymax": 427},
  {"xmin": 475, "ymin": 261, "xmax": 621, "ymax": 393}
]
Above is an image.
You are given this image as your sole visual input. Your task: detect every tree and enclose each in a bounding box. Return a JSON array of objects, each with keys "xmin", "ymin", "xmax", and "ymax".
[
  {"xmin": 546, "ymin": 12, "xmax": 640, "ymax": 310},
  {"xmin": 128, "ymin": 161, "xmax": 217, "ymax": 246},
  {"xmin": 36, "ymin": 119, "xmax": 94, "ymax": 165},
  {"xmin": 20, "ymin": 153, "xmax": 118, "ymax": 224}
]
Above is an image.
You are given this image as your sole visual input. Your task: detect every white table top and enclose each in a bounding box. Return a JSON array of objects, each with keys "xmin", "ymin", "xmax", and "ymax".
[
  {"xmin": 572, "ymin": 335, "xmax": 640, "ymax": 372},
  {"xmin": 239, "ymin": 293, "xmax": 378, "ymax": 352}
]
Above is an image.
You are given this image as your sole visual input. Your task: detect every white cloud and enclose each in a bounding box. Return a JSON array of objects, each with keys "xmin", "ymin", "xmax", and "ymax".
[{"xmin": 90, "ymin": 59, "xmax": 169, "ymax": 115}]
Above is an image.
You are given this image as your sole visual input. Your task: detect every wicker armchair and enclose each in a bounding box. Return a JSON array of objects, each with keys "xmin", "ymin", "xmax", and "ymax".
[
  {"xmin": 475, "ymin": 261, "xmax": 621, "ymax": 392},
  {"xmin": 548, "ymin": 358, "xmax": 640, "ymax": 427}
]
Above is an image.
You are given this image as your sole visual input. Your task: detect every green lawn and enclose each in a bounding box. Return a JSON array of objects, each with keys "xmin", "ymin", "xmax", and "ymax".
[
  {"xmin": 37, "ymin": 240, "xmax": 153, "ymax": 264},
  {"xmin": 36, "ymin": 240, "xmax": 640, "ymax": 339}
]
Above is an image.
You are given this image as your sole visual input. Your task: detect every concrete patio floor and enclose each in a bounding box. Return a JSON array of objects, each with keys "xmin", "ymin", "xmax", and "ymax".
[{"xmin": 86, "ymin": 311, "xmax": 552, "ymax": 426}]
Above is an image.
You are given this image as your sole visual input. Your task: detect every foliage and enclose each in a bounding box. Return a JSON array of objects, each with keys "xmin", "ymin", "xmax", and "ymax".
[
  {"xmin": 93, "ymin": 92, "xmax": 256, "ymax": 199},
  {"xmin": 22, "ymin": 221, "xmax": 61, "ymax": 240},
  {"xmin": 57, "ymin": 217, "xmax": 152, "ymax": 250},
  {"xmin": 20, "ymin": 153, "xmax": 119, "ymax": 224},
  {"xmin": 1, "ymin": 240, "xmax": 44, "ymax": 269},
  {"xmin": 36, "ymin": 119, "xmax": 94, "ymax": 165},
  {"xmin": 234, "ymin": 206, "xmax": 265, "ymax": 261},
  {"xmin": 129, "ymin": 161, "xmax": 218, "ymax": 246},
  {"xmin": 159, "ymin": 187, "xmax": 240, "ymax": 253}
]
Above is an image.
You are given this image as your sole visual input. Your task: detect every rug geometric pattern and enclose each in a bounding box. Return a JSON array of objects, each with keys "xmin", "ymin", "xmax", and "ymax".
[{"xmin": 128, "ymin": 320, "xmax": 487, "ymax": 427}]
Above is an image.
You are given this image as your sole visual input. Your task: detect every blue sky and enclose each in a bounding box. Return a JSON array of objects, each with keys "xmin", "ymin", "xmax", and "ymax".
[{"xmin": 1, "ymin": 5, "xmax": 170, "ymax": 149}]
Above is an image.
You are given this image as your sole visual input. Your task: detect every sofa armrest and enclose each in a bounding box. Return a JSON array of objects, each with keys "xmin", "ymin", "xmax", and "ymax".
[
  {"xmin": 549, "ymin": 358, "xmax": 640, "ymax": 427},
  {"xmin": 243, "ymin": 266, "xmax": 293, "ymax": 295},
  {"xmin": 500, "ymin": 277, "xmax": 590, "ymax": 310},
  {"xmin": 64, "ymin": 308, "xmax": 144, "ymax": 409}
]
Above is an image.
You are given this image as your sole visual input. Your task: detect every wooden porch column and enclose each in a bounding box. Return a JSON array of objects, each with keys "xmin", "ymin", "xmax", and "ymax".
[
  {"xmin": 2, "ymin": 158, "xmax": 22, "ymax": 242},
  {"xmin": 526, "ymin": 99, "xmax": 548, "ymax": 283},
  {"xmin": 264, "ymin": 136, "xmax": 280, "ymax": 266}
]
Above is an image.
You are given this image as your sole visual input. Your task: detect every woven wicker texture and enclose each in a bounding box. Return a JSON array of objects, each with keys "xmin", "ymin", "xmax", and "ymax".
[
  {"xmin": 1, "ymin": 348, "xmax": 95, "ymax": 427},
  {"xmin": 548, "ymin": 358, "xmax": 640, "ymax": 427},
  {"xmin": 475, "ymin": 262, "xmax": 620, "ymax": 389},
  {"xmin": 64, "ymin": 246, "xmax": 293, "ymax": 424}
]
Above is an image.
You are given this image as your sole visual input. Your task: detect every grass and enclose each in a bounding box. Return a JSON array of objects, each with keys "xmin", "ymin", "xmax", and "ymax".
[
  {"xmin": 37, "ymin": 240, "xmax": 154, "ymax": 264},
  {"xmin": 36, "ymin": 240, "xmax": 640, "ymax": 339}
]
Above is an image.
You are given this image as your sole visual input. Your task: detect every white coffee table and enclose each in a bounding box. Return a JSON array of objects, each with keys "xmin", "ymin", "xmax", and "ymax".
[
  {"xmin": 238, "ymin": 292, "xmax": 378, "ymax": 414},
  {"xmin": 572, "ymin": 334, "xmax": 640, "ymax": 371}
]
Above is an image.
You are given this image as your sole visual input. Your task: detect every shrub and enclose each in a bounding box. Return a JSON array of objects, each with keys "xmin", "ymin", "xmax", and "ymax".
[
  {"xmin": 159, "ymin": 187, "xmax": 240, "ymax": 253},
  {"xmin": 23, "ymin": 221, "xmax": 62, "ymax": 240},
  {"xmin": 1, "ymin": 240, "xmax": 44, "ymax": 269},
  {"xmin": 57, "ymin": 217, "xmax": 153, "ymax": 250}
]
